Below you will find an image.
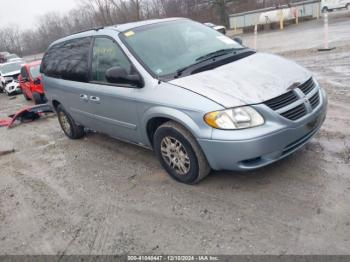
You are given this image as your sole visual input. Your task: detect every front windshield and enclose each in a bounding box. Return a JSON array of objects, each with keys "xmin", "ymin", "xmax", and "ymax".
[
  {"xmin": 0, "ymin": 62, "xmax": 22, "ymax": 74},
  {"xmin": 121, "ymin": 19, "xmax": 244, "ymax": 77},
  {"xmin": 30, "ymin": 65, "xmax": 41, "ymax": 79}
]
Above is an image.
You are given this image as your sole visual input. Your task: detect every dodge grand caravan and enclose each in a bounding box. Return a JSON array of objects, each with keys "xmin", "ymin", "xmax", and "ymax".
[{"xmin": 41, "ymin": 18, "xmax": 327, "ymax": 184}]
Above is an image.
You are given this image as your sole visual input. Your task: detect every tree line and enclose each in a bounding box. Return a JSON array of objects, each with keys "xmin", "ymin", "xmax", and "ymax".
[{"xmin": 0, "ymin": 0, "xmax": 238, "ymax": 57}]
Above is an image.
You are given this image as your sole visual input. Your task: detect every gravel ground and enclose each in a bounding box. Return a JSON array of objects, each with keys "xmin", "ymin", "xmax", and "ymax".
[{"xmin": 0, "ymin": 12, "xmax": 349, "ymax": 255}]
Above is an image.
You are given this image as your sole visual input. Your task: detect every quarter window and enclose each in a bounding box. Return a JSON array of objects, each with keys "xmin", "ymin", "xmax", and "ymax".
[
  {"xmin": 41, "ymin": 37, "xmax": 91, "ymax": 82},
  {"xmin": 91, "ymin": 37, "xmax": 132, "ymax": 82}
]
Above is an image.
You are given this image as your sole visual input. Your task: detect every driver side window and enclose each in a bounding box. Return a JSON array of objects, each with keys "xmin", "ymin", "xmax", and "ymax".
[{"xmin": 91, "ymin": 37, "xmax": 132, "ymax": 83}]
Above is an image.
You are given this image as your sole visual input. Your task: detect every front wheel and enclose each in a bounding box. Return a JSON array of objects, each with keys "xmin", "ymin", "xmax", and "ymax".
[
  {"xmin": 153, "ymin": 121, "xmax": 211, "ymax": 185},
  {"xmin": 56, "ymin": 104, "xmax": 85, "ymax": 139}
]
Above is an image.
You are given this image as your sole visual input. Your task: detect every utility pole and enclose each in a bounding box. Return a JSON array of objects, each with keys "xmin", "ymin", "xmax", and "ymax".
[{"xmin": 210, "ymin": 0, "xmax": 236, "ymax": 27}]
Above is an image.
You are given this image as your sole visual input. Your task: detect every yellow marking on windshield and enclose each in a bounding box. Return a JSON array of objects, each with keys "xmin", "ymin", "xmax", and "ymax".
[{"xmin": 124, "ymin": 31, "xmax": 135, "ymax": 37}]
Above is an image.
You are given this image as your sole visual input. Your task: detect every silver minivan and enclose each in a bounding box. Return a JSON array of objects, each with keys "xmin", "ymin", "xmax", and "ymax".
[{"xmin": 41, "ymin": 18, "xmax": 327, "ymax": 184}]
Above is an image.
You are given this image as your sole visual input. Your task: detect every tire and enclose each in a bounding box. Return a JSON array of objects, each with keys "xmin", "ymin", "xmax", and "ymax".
[
  {"xmin": 33, "ymin": 92, "xmax": 44, "ymax": 104},
  {"xmin": 153, "ymin": 121, "xmax": 211, "ymax": 185},
  {"xmin": 56, "ymin": 104, "xmax": 85, "ymax": 139},
  {"xmin": 346, "ymin": 4, "xmax": 350, "ymax": 10},
  {"xmin": 322, "ymin": 7, "xmax": 329, "ymax": 13},
  {"xmin": 41, "ymin": 94, "xmax": 48, "ymax": 103}
]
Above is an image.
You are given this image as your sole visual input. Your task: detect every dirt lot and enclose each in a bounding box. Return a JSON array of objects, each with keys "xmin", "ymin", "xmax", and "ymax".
[{"xmin": 0, "ymin": 12, "xmax": 350, "ymax": 255}]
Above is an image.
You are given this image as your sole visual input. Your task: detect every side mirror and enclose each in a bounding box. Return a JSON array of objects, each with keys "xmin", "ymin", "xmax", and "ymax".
[
  {"xmin": 34, "ymin": 78, "xmax": 41, "ymax": 85},
  {"xmin": 233, "ymin": 37, "xmax": 243, "ymax": 45},
  {"xmin": 105, "ymin": 66, "xmax": 144, "ymax": 88}
]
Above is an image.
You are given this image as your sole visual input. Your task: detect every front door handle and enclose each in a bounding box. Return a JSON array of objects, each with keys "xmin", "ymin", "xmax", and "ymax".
[
  {"xmin": 90, "ymin": 96, "xmax": 100, "ymax": 103},
  {"xmin": 80, "ymin": 94, "xmax": 88, "ymax": 102}
]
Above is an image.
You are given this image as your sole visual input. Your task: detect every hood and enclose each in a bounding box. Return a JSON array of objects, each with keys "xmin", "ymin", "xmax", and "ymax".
[
  {"xmin": 3, "ymin": 70, "xmax": 20, "ymax": 78},
  {"xmin": 169, "ymin": 53, "xmax": 311, "ymax": 108}
]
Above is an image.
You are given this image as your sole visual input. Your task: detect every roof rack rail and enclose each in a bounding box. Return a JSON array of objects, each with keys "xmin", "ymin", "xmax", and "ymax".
[{"xmin": 72, "ymin": 26, "xmax": 104, "ymax": 36}]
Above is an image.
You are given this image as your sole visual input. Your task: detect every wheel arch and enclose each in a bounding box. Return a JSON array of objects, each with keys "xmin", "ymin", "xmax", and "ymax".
[
  {"xmin": 143, "ymin": 106, "xmax": 211, "ymax": 147},
  {"xmin": 52, "ymin": 99, "xmax": 61, "ymax": 111}
]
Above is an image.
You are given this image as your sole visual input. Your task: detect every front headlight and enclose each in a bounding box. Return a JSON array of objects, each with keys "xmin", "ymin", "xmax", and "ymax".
[{"xmin": 204, "ymin": 106, "xmax": 264, "ymax": 130}]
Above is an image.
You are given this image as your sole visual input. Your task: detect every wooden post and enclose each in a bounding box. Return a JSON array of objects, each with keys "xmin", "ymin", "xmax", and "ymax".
[
  {"xmin": 324, "ymin": 13, "xmax": 329, "ymax": 49},
  {"xmin": 254, "ymin": 24, "xmax": 258, "ymax": 50},
  {"xmin": 318, "ymin": 12, "xmax": 335, "ymax": 51},
  {"xmin": 233, "ymin": 18, "xmax": 237, "ymax": 34},
  {"xmin": 279, "ymin": 9, "xmax": 284, "ymax": 30}
]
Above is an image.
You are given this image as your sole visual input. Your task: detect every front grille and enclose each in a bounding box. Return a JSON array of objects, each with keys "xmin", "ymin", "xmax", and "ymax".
[
  {"xmin": 263, "ymin": 78, "xmax": 320, "ymax": 121},
  {"xmin": 264, "ymin": 91, "xmax": 298, "ymax": 111},
  {"xmin": 299, "ymin": 78, "xmax": 316, "ymax": 95},
  {"xmin": 309, "ymin": 92, "xmax": 320, "ymax": 109},
  {"xmin": 280, "ymin": 103, "xmax": 307, "ymax": 121}
]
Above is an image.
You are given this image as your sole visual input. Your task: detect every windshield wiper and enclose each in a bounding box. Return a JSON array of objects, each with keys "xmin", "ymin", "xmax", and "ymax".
[
  {"xmin": 175, "ymin": 48, "xmax": 244, "ymax": 78},
  {"xmin": 195, "ymin": 48, "xmax": 238, "ymax": 62},
  {"xmin": 175, "ymin": 47, "xmax": 249, "ymax": 78}
]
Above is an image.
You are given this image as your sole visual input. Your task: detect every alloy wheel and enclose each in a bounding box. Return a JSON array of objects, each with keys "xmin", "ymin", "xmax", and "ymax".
[
  {"xmin": 160, "ymin": 136, "xmax": 191, "ymax": 175},
  {"xmin": 59, "ymin": 111, "xmax": 71, "ymax": 135}
]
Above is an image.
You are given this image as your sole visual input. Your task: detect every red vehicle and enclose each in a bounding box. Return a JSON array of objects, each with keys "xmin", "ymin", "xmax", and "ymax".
[{"xmin": 19, "ymin": 60, "xmax": 46, "ymax": 104}]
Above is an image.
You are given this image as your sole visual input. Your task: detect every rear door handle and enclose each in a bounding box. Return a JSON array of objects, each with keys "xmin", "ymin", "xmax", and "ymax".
[
  {"xmin": 90, "ymin": 96, "xmax": 100, "ymax": 103},
  {"xmin": 80, "ymin": 94, "xmax": 88, "ymax": 102}
]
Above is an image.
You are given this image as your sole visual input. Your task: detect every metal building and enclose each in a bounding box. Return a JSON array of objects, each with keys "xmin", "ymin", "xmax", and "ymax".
[{"xmin": 229, "ymin": 0, "xmax": 321, "ymax": 30}]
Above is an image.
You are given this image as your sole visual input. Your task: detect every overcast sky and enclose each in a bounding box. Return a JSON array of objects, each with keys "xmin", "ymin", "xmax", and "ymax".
[{"xmin": 0, "ymin": 0, "xmax": 79, "ymax": 30}]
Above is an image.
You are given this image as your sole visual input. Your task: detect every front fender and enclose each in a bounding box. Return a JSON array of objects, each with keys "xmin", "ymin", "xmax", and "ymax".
[{"xmin": 141, "ymin": 106, "xmax": 213, "ymax": 146}]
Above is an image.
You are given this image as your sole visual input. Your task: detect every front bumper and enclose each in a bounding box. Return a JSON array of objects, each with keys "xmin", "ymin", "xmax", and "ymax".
[
  {"xmin": 5, "ymin": 81, "xmax": 21, "ymax": 95},
  {"xmin": 197, "ymin": 88, "xmax": 328, "ymax": 171}
]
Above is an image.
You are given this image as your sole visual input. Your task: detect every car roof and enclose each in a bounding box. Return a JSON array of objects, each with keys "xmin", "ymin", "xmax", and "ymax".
[
  {"xmin": 50, "ymin": 17, "xmax": 186, "ymax": 46},
  {"xmin": 112, "ymin": 17, "xmax": 184, "ymax": 32}
]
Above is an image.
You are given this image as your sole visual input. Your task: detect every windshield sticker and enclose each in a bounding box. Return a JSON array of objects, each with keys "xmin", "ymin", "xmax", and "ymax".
[
  {"xmin": 217, "ymin": 36, "xmax": 235, "ymax": 45},
  {"xmin": 124, "ymin": 31, "xmax": 135, "ymax": 37}
]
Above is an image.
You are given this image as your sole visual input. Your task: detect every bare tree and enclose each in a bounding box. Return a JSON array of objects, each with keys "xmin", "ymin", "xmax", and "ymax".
[
  {"xmin": 130, "ymin": 0, "xmax": 143, "ymax": 20},
  {"xmin": 0, "ymin": 26, "xmax": 22, "ymax": 55},
  {"xmin": 1, "ymin": 0, "xmax": 240, "ymax": 56}
]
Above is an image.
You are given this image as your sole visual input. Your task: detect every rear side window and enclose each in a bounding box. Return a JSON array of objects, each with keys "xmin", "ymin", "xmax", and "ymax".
[{"xmin": 41, "ymin": 37, "xmax": 91, "ymax": 82}]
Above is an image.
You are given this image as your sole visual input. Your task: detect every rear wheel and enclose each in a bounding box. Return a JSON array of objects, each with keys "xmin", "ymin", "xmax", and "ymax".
[
  {"xmin": 153, "ymin": 121, "xmax": 211, "ymax": 185},
  {"xmin": 56, "ymin": 104, "xmax": 85, "ymax": 139},
  {"xmin": 322, "ymin": 6, "xmax": 329, "ymax": 12}
]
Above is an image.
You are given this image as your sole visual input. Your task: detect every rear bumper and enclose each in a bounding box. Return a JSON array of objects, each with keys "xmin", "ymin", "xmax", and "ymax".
[{"xmin": 197, "ymin": 89, "xmax": 327, "ymax": 171}]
